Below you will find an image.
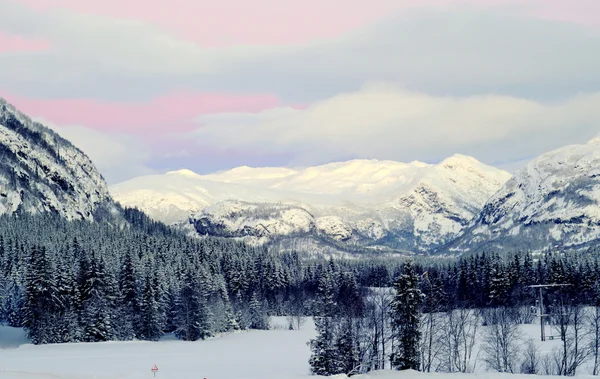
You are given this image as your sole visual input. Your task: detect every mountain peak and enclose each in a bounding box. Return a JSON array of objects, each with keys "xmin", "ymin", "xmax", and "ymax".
[
  {"xmin": 440, "ymin": 154, "xmax": 482, "ymax": 168},
  {"xmin": 167, "ymin": 168, "xmax": 200, "ymax": 177},
  {"xmin": 588, "ymin": 135, "xmax": 600, "ymax": 145}
]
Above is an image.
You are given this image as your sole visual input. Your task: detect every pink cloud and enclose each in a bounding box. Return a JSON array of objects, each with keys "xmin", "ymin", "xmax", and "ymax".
[
  {"xmin": 2, "ymin": 92, "xmax": 280, "ymax": 134},
  {"xmin": 19, "ymin": 0, "xmax": 598, "ymax": 47},
  {"xmin": 0, "ymin": 32, "xmax": 51, "ymax": 53},
  {"xmin": 525, "ymin": 0, "xmax": 600, "ymax": 29},
  {"xmin": 15, "ymin": 0, "xmax": 398, "ymax": 45}
]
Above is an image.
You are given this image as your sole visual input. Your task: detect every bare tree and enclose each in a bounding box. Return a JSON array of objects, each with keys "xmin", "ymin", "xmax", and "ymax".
[
  {"xmin": 362, "ymin": 287, "xmax": 393, "ymax": 371},
  {"xmin": 552, "ymin": 302, "xmax": 591, "ymax": 376},
  {"xmin": 420, "ymin": 311, "xmax": 446, "ymax": 372},
  {"xmin": 481, "ymin": 307, "xmax": 521, "ymax": 373},
  {"xmin": 419, "ymin": 275, "xmax": 446, "ymax": 373},
  {"xmin": 441, "ymin": 308, "xmax": 480, "ymax": 373},
  {"xmin": 588, "ymin": 305, "xmax": 600, "ymax": 375},
  {"xmin": 520, "ymin": 338, "xmax": 540, "ymax": 375},
  {"xmin": 286, "ymin": 314, "xmax": 306, "ymax": 330}
]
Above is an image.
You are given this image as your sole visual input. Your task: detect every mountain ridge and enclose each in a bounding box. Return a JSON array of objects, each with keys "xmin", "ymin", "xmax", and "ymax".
[
  {"xmin": 111, "ymin": 156, "xmax": 511, "ymax": 254},
  {"xmin": 445, "ymin": 136, "xmax": 600, "ymax": 253}
]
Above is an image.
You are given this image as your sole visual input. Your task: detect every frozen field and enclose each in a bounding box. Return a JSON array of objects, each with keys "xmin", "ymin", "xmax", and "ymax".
[{"xmin": 0, "ymin": 318, "xmax": 595, "ymax": 379}]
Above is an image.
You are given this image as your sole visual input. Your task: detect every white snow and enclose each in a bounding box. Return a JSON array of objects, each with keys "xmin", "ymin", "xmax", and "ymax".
[
  {"xmin": 0, "ymin": 319, "xmax": 317, "ymax": 379},
  {"xmin": 111, "ymin": 156, "xmax": 510, "ymax": 250},
  {"xmin": 455, "ymin": 137, "xmax": 600, "ymax": 251},
  {"xmin": 1, "ymin": 319, "xmax": 598, "ymax": 379},
  {"xmin": 0, "ymin": 98, "xmax": 112, "ymax": 221}
]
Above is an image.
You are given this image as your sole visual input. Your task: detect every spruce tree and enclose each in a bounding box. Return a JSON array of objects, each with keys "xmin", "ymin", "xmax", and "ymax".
[
  {"xmin": 138, "ymin": 271, "xmax": 164, "ymax": 341},
  {"xmin": 334, "ymin": 318, "xmax": 359, "ymax": 375},
  {"xmin": 22, "ymin": 246, "xmax": 58, "ymax": 344},
  {"xmin": 309, "ymin": 317, "xmax": 339, "ymax": 376},
  {"xmin": 174, "ymin": 269, "xmax": 211, "ymax": 341},
  {"xmin": 248, "ymin": 291, "xmax": 269, "ymax": 330},
  {"xmin": 390, "ymin": 260, "xmax": 423, "ymax": 371},
  {"xmin": 80, "ymin": 255, "xmax": 117, "ymax": 342}
]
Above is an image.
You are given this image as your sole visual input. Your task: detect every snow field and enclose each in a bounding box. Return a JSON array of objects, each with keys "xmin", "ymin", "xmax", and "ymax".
[
  {"xmin": 0, "ymin": 317, "xmax": 596, "ymax": 379},
  {"xmin": 0, "ymin": 318, "xmax": 315, "ymax": 379}
]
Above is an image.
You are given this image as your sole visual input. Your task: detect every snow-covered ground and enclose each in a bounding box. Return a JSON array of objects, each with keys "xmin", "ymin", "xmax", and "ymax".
[
  {"xmin": 0, "ymin": 318, "xmax": 315, "ymax": 379},
  {"xmin": 0, "ymin": 318, "xmax": 595, "ymax": 379}
]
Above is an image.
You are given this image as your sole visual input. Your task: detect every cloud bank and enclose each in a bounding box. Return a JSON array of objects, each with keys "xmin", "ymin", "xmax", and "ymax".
[{"xmin": 194, "ymin": 86, "xmax": 600, "ymax": 168}]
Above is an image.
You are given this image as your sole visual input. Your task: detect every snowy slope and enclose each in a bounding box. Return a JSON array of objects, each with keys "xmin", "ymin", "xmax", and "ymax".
[
  {"xmin": 447, "ymin": 137, "xmax": 600, "ymax": 253},
  {"xmin": 0, "ymin": 320, "xmax": 596, "ymax": 379},
  {"xmin": 0, "ymin": 98, "xmax": 114, "ymax": 220},
  {"xmin": 111, "ymin": 156, "xmax": 510, "ymax": 254}
]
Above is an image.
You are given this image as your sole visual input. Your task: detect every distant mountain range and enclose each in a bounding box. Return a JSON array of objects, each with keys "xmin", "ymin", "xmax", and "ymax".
[
  {"xmin": 111, "ymin": 156, "xmax": 511, "ymax": 255},
  {"xmin": 4, "ymin": 97, "xmax": 600, "ymax": 256}
]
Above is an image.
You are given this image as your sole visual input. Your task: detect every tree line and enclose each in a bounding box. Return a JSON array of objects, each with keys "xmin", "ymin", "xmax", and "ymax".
[
  {"xmin": 0, "ymin": 211, "xmax": 362, "ymax": 344},
  {"xmin": 309, "ymin": 250, "xmax": 600, "ymax": 376}
]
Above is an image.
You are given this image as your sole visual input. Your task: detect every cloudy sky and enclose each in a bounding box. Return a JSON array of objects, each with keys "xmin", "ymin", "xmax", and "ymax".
[{"xmin": 1, "ymin": 0, "xmax": 599, "ymax": 183}]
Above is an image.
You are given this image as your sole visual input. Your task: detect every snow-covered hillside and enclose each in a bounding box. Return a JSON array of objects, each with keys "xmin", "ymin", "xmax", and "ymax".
[
  {"xmin": 448, "ymin": 137, "xmax": 600, "ymax": 253},
  {"xmin": 0, "ymin": 98, "xmax": 114, "ymax": 220},
  {"xmin": 111, "ymin": 156, "xmax": 510, "ymax": 254}
]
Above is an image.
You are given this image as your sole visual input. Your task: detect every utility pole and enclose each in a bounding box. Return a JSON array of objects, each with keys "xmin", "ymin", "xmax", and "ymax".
[{"xmin": 529, "ymin": 284, "xmax": 571, "ymax": 342}]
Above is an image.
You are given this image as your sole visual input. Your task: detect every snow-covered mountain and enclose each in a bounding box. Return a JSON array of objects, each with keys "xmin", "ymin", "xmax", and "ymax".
[
  {"xmin": 447, "ymin": 137, "xmax": 600, "ymax": 253},
  {"xmin": 0, "ymin": 98, "xmax": 115, "ymax": 220},
  {"xmin": 111, "ymin": 156, "xmax": 511, "ymax": 254}
]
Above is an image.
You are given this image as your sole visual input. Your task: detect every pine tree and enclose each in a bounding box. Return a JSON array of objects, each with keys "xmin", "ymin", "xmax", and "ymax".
[
  {"xmin": 54, "ymin": 258, "xmax": 80, "ymax": 342},
  {"xmin": 22, "ymin": 245, "xmax": 58, "ymax": 344},
  {"xmin": 80, "ymin": 255, "xmax": 117, "ymax": 342},
  {"xmin": 489, "ymin": 258, "xmax": 510, "ymax": 306},
  {"xmin": 390, "ymin": 260, "xmax": 423, "ymax": 371},
  {"xmin": 315, "ymin": 269, "xmax": 337, "ymax": 317},
  {"xmin": 334, "ymin": 318, "xmax": 359, "ymax": 375},
  {"xmin": 248, "ymin": 291, "xmax": 269, "ymax": 330},
  {"xmin": 174, "ymin": 269, "xmax": 211, "ymax": 341},
  {"xmin": 309, "ymin": 317, "xmax": 339, "ymax": 376},
  {"xmin": 138, "ymin": 271, "xmax": 164, "ymax": 341},
  {"xmin": 118, "ymin": 250, "xmax": 139, "ymax": 340}
]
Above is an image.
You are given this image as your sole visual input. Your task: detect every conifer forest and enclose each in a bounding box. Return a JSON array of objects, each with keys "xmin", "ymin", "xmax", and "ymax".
[{"xmin": 3, "ymin": 209, "xmax": 600, "ymax": 376}]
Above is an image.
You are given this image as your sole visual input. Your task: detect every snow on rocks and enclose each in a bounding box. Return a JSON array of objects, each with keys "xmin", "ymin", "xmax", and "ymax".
[
  {"xmin": 112, "ymin": 156, "xmax": 510, "ymax": 254},
  {"xmin": 449, "ymin": 137, "xmax": 600, "ymax": 253},
  {"xmin": 0, "ymin": 98, "xmax": 113, "ymax": 221}
]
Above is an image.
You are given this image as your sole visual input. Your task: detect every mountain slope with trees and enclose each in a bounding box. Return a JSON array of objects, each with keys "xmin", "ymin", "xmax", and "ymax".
[
  {"xmin": 447, "ymin": 138, "xmax": 600, "ymax": 253},
  {"xmin": 0, "ymin": 98, "xmax": 115, "ymax": 221}
]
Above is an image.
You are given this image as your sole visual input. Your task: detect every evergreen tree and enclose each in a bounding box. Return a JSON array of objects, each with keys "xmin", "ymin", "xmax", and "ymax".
[
  {"xmin": 138, "ymin": 271, "xmax": 164, "ymax": 341},
  {"xmin": 174, "ymin": 269, "xmax": 211, "ymax": 341},
  {"xmin": 390, "ymin": 260, "xmax": 423, "ymax": 371},
  {"xmin": 80, "ymin": 255, "xmax": 117, "ymax": 342},
  {"xmin": 309, "ymin": 317, "xmax": 339, "ymax": 376},
  {"xmin": 22, "ymin": 246, "xmax": 58, "ymax": 344},
  {"xmin": 334, "ymin": 318, "xmax": 359, "ymax": 375},
  {"xmin": 118, "ymin": 250, "xmax": 139, "ymax": 340},
  {"xmin": 248, "ymin": 291, "xmax": 269, "ymax": 330},
  {"xmin": 315, "ymin": 269, "xmax": 337, "ymax": 317}
]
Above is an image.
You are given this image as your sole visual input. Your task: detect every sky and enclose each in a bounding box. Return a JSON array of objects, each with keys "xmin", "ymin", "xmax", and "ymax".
[{"xmin": 0, "ymin": 0, "xmax": 599, "ymax": 184}]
